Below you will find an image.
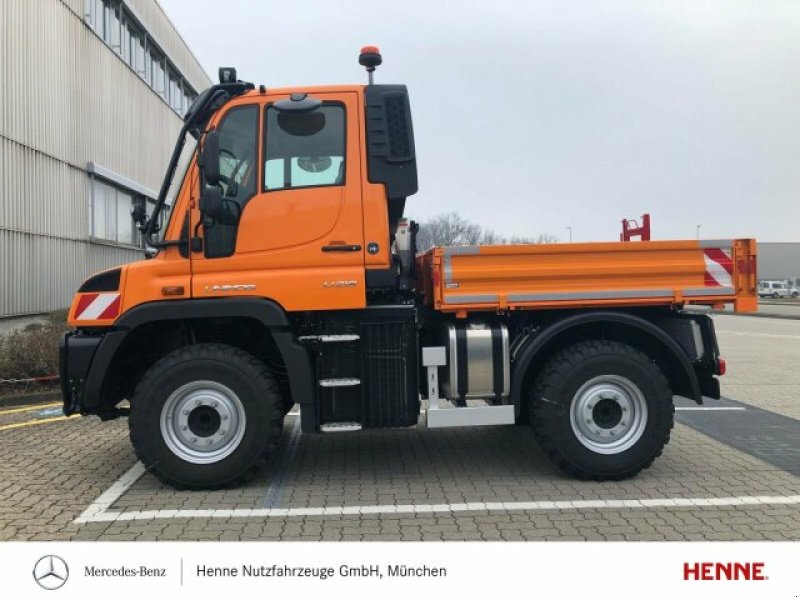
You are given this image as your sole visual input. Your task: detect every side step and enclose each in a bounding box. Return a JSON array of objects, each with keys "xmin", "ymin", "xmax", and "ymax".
[
  {"xmin": 426, "ymin": 405, "xmax": 515, "ymax": 429},
  {"xmin": 298, "ymin": 334, "xmax": 361, "ymax": 342},
  {"xmin": 320, "ymin": 422, "xmax": 362, "ymax": 433},
  {"xmin": 319, "ymin": 378, "xmax": 361, "ymax": 388}
]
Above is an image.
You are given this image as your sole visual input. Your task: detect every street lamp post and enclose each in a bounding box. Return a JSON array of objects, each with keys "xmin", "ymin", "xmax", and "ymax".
[
  {"xmin": 696, "ymin": 224, "xmax": 702, "ymax": 240},
  {"xmin": 566, "ymin": 226, "xmax": 573, "ymax": 243}
]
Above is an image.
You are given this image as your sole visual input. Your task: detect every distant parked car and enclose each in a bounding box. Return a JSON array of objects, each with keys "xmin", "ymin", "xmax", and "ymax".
[{"xmin": 758, "ymin": 280, "xmax": 792, "ymax": 298}]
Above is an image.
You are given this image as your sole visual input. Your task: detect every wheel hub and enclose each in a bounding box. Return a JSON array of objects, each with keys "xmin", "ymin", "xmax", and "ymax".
[
  {"xmin": 187, "ymin": 406, "xmax": 222, "ymax": 437},
  {"xmin": 569, "ymin": 375, "xmax": 648, "ymax": 455},
  {"xmin": 592, "ymin": 398, "xmax": 623, "ymax": 429},
  {"xmin": 160, "ymin": 381, "xmax": 247, "ymax": 464}
]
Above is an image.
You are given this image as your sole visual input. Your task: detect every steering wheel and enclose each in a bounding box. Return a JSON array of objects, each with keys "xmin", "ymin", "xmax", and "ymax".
[{"xmin": 214, "ymin": 148, "xmax": 233, "ymax": 187}]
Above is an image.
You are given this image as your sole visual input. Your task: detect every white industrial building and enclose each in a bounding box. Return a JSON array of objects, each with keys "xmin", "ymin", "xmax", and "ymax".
[{"xmin": 0, "ymin": 0, "xmax": 210, "ymax": 321}]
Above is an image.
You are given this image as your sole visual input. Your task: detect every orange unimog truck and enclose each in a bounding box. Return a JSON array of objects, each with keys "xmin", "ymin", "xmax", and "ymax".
[{"xmin": 60, "ymin": 48, "xmax": 757, "ymax": 489}]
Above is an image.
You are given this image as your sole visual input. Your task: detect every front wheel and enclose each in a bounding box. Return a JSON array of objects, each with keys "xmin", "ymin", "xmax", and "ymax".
[
  {"xmin": 129, "ymin": 343, "xmax": 284, "ymax": 489},
  {"xmin": 529, "ymin": 340, "xmax": 673, "ymax": 480}
]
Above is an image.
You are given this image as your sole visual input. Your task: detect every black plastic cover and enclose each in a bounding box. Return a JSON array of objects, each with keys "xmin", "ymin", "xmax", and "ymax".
[
  {"xmin": 60, "ymin": 332, "xmax": 102, "ymax": 415},
  {"xmin": 78, "ymin": 268, "xmax": 120, "ymax": 293},
  {"xmin": 364, "ymin": 85, "xmax": 418, "ymax": 200}
]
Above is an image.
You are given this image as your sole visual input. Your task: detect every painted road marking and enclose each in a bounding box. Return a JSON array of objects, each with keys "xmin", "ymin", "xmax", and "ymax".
[
  {"xmin": 717, "ymin": 330, "xmax": 800, "ymax": 340},
  {"xmin": 76, "ymin": 462, "xmax": 146, "ymax": 523},
  {"xmin": 0, "ymin": 415, "xmax": 79, "ymax": 432},
  {"xmin": 0, "ymin": 402, "xmax": 61, "ymax": 416},
  {"xmin": 675, "ymin": 407, "xmax": 746, "ymax": 411},
  {"xmin": 74, "ymin": 466, "xmax": 800, "ymax": 524},
  {"xmin": 37, "ymin": 408, "xmax": 65, "ymax": 417}
]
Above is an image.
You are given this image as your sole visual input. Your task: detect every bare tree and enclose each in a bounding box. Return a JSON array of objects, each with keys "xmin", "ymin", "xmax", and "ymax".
[
  {"xmin": 506, "ymin": 233, "xmax": 560, "ymax": 245},
  {"xmin": 415, "ymin": 212, "xmax": 558, "ymax": 251},
  {"xmin": 415, "ymin": 212, "xmax": 483, "ymax": 251}
]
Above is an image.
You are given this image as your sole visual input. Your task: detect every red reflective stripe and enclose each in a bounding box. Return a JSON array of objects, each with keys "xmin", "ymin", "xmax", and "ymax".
[
  {"xmin": 97, "ymin": 295, "xmax": 121, "ymax": 320},
  {"xmin": 703, "ymin": 271, "xmax": 718, "ymax": 287},
  {"xmin": 704, "ymin": 248, "xmax": 733, "ymax": 275},
  {"xmin": 75, "ymin": 294, "xmax": 98, "ymax": 318}
]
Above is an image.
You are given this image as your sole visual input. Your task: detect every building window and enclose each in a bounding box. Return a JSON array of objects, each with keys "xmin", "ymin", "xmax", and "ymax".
[
  {"xmin": 151, "ymin": 48, "xmax": 166, "ymax": 97},
  {"xmin": 134, "ymin": 33, "xmax": 146, "ymax": 78},
  {"xmin": 107, "ymin": 1, "xmax": 121, "ymax": 49},
  {"xmin": 84, "ymin": 0, "xmax": 198, "ymax": 117},
  {"xmin": 90, "ymin": 177, "xmax": 159, "ymax": 247}
]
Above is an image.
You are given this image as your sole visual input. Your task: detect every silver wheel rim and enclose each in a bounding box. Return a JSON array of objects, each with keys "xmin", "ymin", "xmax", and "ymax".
[
  {"xmin": 160, "ymin": 381, "xmax": 246, "ymax": 464},
  {"xmin": 569, "ymin": 374, "xmax": 648, "ymax": 455}
]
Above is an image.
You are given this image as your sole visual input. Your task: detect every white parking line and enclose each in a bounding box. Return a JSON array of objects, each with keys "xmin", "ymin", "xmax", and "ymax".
[
  {"xmin": 75, "ymin": 462, "xmax": 146, "ymax": 523},
  {"xmin": 73, "ymin": 461, "xmax": 800, "ymax": 524},
  {"xmin": 717, "ymin": 330, "xmax": 800, "ymax": 340},
  {"xmin": 675, "ymin": 407, "xmax": 746, "ymax": 411}
]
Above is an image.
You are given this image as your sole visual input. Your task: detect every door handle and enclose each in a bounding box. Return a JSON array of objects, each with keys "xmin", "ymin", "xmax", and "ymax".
[{"xmin": 321, "ymin": 244, "xmax": 362, "ymax": 252}]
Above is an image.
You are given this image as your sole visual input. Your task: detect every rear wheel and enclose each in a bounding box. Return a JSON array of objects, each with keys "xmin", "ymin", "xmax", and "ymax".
[
  {"xmin": 529, "ymin": 340, "xmax": 673, "ymax": 480},
  {"xmin": 129, "ymin": 343, "xmax": 284, "ymax": 489}
]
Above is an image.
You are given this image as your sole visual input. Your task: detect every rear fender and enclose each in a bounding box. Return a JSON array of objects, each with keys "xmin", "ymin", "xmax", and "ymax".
[{"xmin": 510, "ymin": 311, "xmax": 703, "ymax": 416}]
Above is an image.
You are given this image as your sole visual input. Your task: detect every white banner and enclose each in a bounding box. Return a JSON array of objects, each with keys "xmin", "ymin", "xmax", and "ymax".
[{"xmin": 3, "ymin": 541, "xmax": 796, "ymax": 599}]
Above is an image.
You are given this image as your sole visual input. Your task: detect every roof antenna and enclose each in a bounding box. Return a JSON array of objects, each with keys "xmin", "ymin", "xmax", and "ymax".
[{"xmin": 359, "ymin": 46, "xmax": 382, "ymax": 85}]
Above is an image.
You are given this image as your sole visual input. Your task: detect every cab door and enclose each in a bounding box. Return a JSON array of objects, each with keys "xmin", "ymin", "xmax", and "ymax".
[{"xmin": 190, "ymin": 92, "xmax": 366, "ymax": 311}]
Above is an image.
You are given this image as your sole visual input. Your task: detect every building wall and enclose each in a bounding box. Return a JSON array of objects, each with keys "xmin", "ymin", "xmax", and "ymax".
[
  {"xmin": 758, "ymin": 243, "xmax": 800, "ymax": 283},
  {"xmin": 0, "ymin": 0, "xmax": 211, "ymax": 318}
]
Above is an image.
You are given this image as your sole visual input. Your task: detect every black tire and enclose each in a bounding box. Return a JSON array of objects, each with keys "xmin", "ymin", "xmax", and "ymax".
[
  {"xmin": 129, "ymin": 343, "xmax": 284, "ymax": 489},
  {"xmin": 529, "ymin": 340, "xmax": 673, "ymax": 480},
  {"xmin": 773, "ymin": 292, "xmax": 779, "ymax": 299}
]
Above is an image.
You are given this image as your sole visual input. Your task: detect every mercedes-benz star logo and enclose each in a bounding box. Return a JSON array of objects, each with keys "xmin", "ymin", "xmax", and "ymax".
[{"xmin": 33, "ymin": 555, "xmax": 69, "ymax": 590}]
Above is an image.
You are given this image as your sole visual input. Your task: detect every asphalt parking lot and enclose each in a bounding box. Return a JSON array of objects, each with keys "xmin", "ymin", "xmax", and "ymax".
[{"xmin": 1, "ymin": 313, "xmax": 799, "ymax": 542}]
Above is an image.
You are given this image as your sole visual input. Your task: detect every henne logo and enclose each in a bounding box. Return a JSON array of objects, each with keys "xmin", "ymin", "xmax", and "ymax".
[
  {"xmin": 683, "ymin": 561, "xmax": 766, "ymax": 581},
  {"xmin": 33, "ymin": 555, "xmax": 69, "ymax": 590}
]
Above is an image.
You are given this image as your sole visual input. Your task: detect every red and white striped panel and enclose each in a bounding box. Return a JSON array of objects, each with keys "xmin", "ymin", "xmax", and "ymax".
[
  {"xmin": 74, "ymin": 293, "xmax": 121, "ymax": 321},
  {"xmin": 703, "ymin": 247, "xmax": 733, "ymax": 287}
]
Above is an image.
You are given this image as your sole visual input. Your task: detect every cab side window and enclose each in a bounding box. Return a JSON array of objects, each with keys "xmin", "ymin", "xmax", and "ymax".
[
  {"xmin": 204, "ymin": 105, "xmax": 259, "ymax": 258},
  {"xmin": 264, "ymin": 105, "xmax": 345, "ymax": 191}
]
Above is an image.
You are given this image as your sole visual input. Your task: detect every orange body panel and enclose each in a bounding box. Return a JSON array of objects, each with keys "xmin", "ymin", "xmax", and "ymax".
[{"xmin": 418, "ymin": 239, "xmax": 757, "ymax": 315}]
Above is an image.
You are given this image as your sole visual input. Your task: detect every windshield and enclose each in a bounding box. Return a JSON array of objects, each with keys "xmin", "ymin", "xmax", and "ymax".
[{"xmin": 152, "ymin": 133, "xmax": 197, "ymax": 241}]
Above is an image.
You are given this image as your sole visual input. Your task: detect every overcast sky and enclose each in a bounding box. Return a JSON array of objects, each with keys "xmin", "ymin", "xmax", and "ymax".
[{"xmin": 160, "ymin": 0, "xmax": 799, "ymax": 243}]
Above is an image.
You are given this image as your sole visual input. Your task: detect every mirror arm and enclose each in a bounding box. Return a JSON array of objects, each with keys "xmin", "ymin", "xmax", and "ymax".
[{"xmin": 144, "ymin": 120, "xmax": 191, "ymax": 238}]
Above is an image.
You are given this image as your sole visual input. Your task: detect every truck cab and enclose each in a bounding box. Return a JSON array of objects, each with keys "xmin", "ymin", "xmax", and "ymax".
[{"xmin": 60, "ymin": 49, "xmax": 754, "ymax": 489}]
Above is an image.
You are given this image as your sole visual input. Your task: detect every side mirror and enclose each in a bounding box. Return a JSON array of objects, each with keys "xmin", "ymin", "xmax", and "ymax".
[
  {"xmin": 200, "ymin": 184, "xmax": 222, "ymax": 218},
  {"xmin": 200, "ymin": 185, "xmax": 239, "ymax": 226},
  {"xmin": 200, "ymin": 130, "xmax": 220, "ymax": 186}
]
